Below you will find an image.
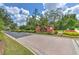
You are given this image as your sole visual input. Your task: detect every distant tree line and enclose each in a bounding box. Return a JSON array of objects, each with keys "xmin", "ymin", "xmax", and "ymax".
[
  {"xmin": 20, "ymin": 8, "xmax": 79, "ymax": 32},
  {"xmin": 0, "ymin": 7, "xmax": 79, "ymax": 32}
]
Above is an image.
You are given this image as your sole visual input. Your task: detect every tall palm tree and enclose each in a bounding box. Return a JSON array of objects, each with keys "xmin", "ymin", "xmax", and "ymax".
[{"xmin": 48, "ymin": 8, "xmax": 63, "ymax": 22}]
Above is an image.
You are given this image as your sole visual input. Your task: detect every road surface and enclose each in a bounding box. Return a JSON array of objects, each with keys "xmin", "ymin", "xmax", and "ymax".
[{"xmin": 5, "ymin": 31, "xmax": 78, "ymax": 55}]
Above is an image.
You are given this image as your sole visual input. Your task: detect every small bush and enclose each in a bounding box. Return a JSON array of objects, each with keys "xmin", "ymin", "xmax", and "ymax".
[{"xmin": 54, "ymin": 30, "xmax": 58, "ymax": 34}]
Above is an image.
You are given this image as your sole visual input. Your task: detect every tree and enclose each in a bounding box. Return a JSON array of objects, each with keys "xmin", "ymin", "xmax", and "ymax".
[
  {"xmin": 0, "ymin": 19, "xmax": 4, "ymax": 31},
  {"xmin": 47, "ymin": 8, "xmax": 63, "ymax": 22},
  {"xmin": 0, "ymin": 8, "xmax": 5, "ymax": 31},
  {"xmin": 39, "ymin": 15, "xmax": 49, "ymax": 31},
  {"xmin": 9, "ymin": 23, "xmax": 17, "ymax": 31},
  {"xmin": 0, "ymin": 8, "xmax": 17, "ymax": 31},
  {"xmin": 26, "ymin": 9, "xmax": 41, "ymax": 30},
  {"xmin": 66, "ymin": 16, "xmax": 77, "ymax": 30},
  {"xmin": 26, "ymin": 16, "xmax": 36, "ymax": 30},
  {"xmin": 55, "ymin": 14, "xmax": 77, "ymax": 30},
  {"xmin": 75, "ymin": 20, "xmax": 79, "ymax": 28},
  {"xmin": 32, "ymin": 9, "xmax": 40, "ymax": 18}
]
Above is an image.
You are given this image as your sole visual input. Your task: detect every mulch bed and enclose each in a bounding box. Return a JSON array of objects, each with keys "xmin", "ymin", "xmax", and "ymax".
[{"xmin": 0, "ymin": 40, "xmax": 5, "ymax": 55}]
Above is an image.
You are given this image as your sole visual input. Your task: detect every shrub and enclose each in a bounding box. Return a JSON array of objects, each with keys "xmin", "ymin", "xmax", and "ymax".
[
  {"xmin": 64, "ymin": 30, "xmax": 76, "ymax": 32},
  {"xmin": 25, "ymin": 30, "xmax": 35, "ymax": 33},
  {"xmin": 54, "ymin": 30, "xmax": 58, "ymax": 34},
  {"xmin": 63, "ymin": 31, "xmax": 79, "ymax": 36}
]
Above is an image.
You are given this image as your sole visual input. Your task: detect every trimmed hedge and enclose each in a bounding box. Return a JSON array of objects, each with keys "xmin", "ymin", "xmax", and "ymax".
[
  {"xmin": 25, "ymin": 30, "xmax": 35, "ymax": 33},
  {"xmin": 14, "ymin": 30, "xmax": 35, "ymax": 33},
  {"xmin": 63, "ymin": 31, "xmax": 79, "ymax": 36}
]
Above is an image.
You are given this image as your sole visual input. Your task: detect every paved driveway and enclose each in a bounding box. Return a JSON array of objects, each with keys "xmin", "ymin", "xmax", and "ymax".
[
  {"xmin": 5, "ymin": 31, "xmax": 32, "ymax": 38},
  {"xmin": 5, "ymin": 31, "xmax": 77, "ymax": 55}
]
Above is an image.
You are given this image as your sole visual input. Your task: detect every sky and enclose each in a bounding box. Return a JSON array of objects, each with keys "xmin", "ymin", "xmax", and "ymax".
[
  {"xmin": 5, "ymin": 3, "xmax": 44, "ymax": 15},
  {"xmin": 0, "ymin": 3, "xmax": 79, "ymax": 26}
]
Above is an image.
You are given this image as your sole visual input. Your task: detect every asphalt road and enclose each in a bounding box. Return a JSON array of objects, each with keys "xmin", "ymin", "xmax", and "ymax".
[
  {"xmin": 5, "ymin": 31, "xmax": 77, "ymax": 55},
  {"xmin": 5, "ymin": 31, "xmax": 32, "ymax": 38}
]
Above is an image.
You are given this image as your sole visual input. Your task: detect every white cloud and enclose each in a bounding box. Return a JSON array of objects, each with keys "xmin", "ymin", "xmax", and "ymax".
[
  {"xmin": 3, "ymin": 5, "xmax": 30, "ymax": 26},
  {"xmin": 76, "ymin": 14, "xmax": 79, "ymax": 20},
  {"xmin": 14, "ymin": 14, "xmax": 21, "ymax": 18},
  {"xmin": 63, "ymin": 5, "xmax": 79, "ymax": 14},
  {"xmin": 63, "ymin": 8, "xmax": 73, "ymax": 15},
  {"xmin": 56, "ymin": 3, "xmax": 67, "ymax": 8},
  {"xmin": 5, "ymin": 6, "xmax": 20, "ymax": 14},
  {"xmin": 13, "ymin": 14, "xmax": 28, "ymax": 25},
  {"xmin": 45, "ymin": 3, "xmax": 57, "ymax": 10},
  {"xmin": 44, "ymin": 3, "xmax": 67, "ymax": 10},
  {"xmin": 43, "ymin": 3, "xmax": 79, "ymax": 20},
  {"xmin": 63, "ymin": 4, "xmax": 79, "ymax": 20},
  {"xmin": 42, "ymin": 3, "xmax": 67, "ymax": 16},
  {"xmin": 21, "ymin": 8, "xmax": 29, "ymax": 15}
]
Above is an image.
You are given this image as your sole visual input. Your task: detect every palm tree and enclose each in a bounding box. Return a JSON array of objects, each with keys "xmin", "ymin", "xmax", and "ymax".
[{"xmin": 48, "ymin": 8, "xmax": 63, "ymax": 22}]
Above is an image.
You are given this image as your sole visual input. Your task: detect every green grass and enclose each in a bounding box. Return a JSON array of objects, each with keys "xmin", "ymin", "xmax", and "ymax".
[{"xmin": 0, "ymin": 32, "xmax": 34, "ymax": 55}]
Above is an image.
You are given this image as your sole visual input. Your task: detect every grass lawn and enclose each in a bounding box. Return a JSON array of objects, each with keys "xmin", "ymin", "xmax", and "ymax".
[{"xmin": 0, "ymin": 32, "xmax": 34, "ymax": 55}]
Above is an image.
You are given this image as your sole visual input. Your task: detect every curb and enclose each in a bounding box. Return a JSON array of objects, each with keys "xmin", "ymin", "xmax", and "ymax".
[{"xmin": 3, "ymin": 32, "xmax": 37, "ymax": 55}]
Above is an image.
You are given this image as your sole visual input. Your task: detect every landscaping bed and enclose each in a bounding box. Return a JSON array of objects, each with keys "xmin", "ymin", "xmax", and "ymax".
[
  {"xmin": 61, "ymin": 30, "xmax": 79, "ymax": 38},
  {"xmin": 50, "ymin": 30, "xmax": 79, "ymax": 38}
]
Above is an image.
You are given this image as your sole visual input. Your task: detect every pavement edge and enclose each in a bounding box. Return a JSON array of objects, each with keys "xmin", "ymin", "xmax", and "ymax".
[{"xmin": 2, "ymin": 31, "xmax": 37, "ymax": 55}]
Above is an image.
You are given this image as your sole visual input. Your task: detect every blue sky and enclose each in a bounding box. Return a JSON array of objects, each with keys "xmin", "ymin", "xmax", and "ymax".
[
  {"xmin": 1, "ymin": 3, "xmax": 79, "ymax": 26},
  {"xmin": 66, "ymin": 3, "xmax": 79, "ymax": 7},
  {"xmin": 4, "ymin": 3, "xmax": 79, "ymax": 15},
  {"xmin": 5, "ymin": 3, "xmax": 44, "ymax": 15}
]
